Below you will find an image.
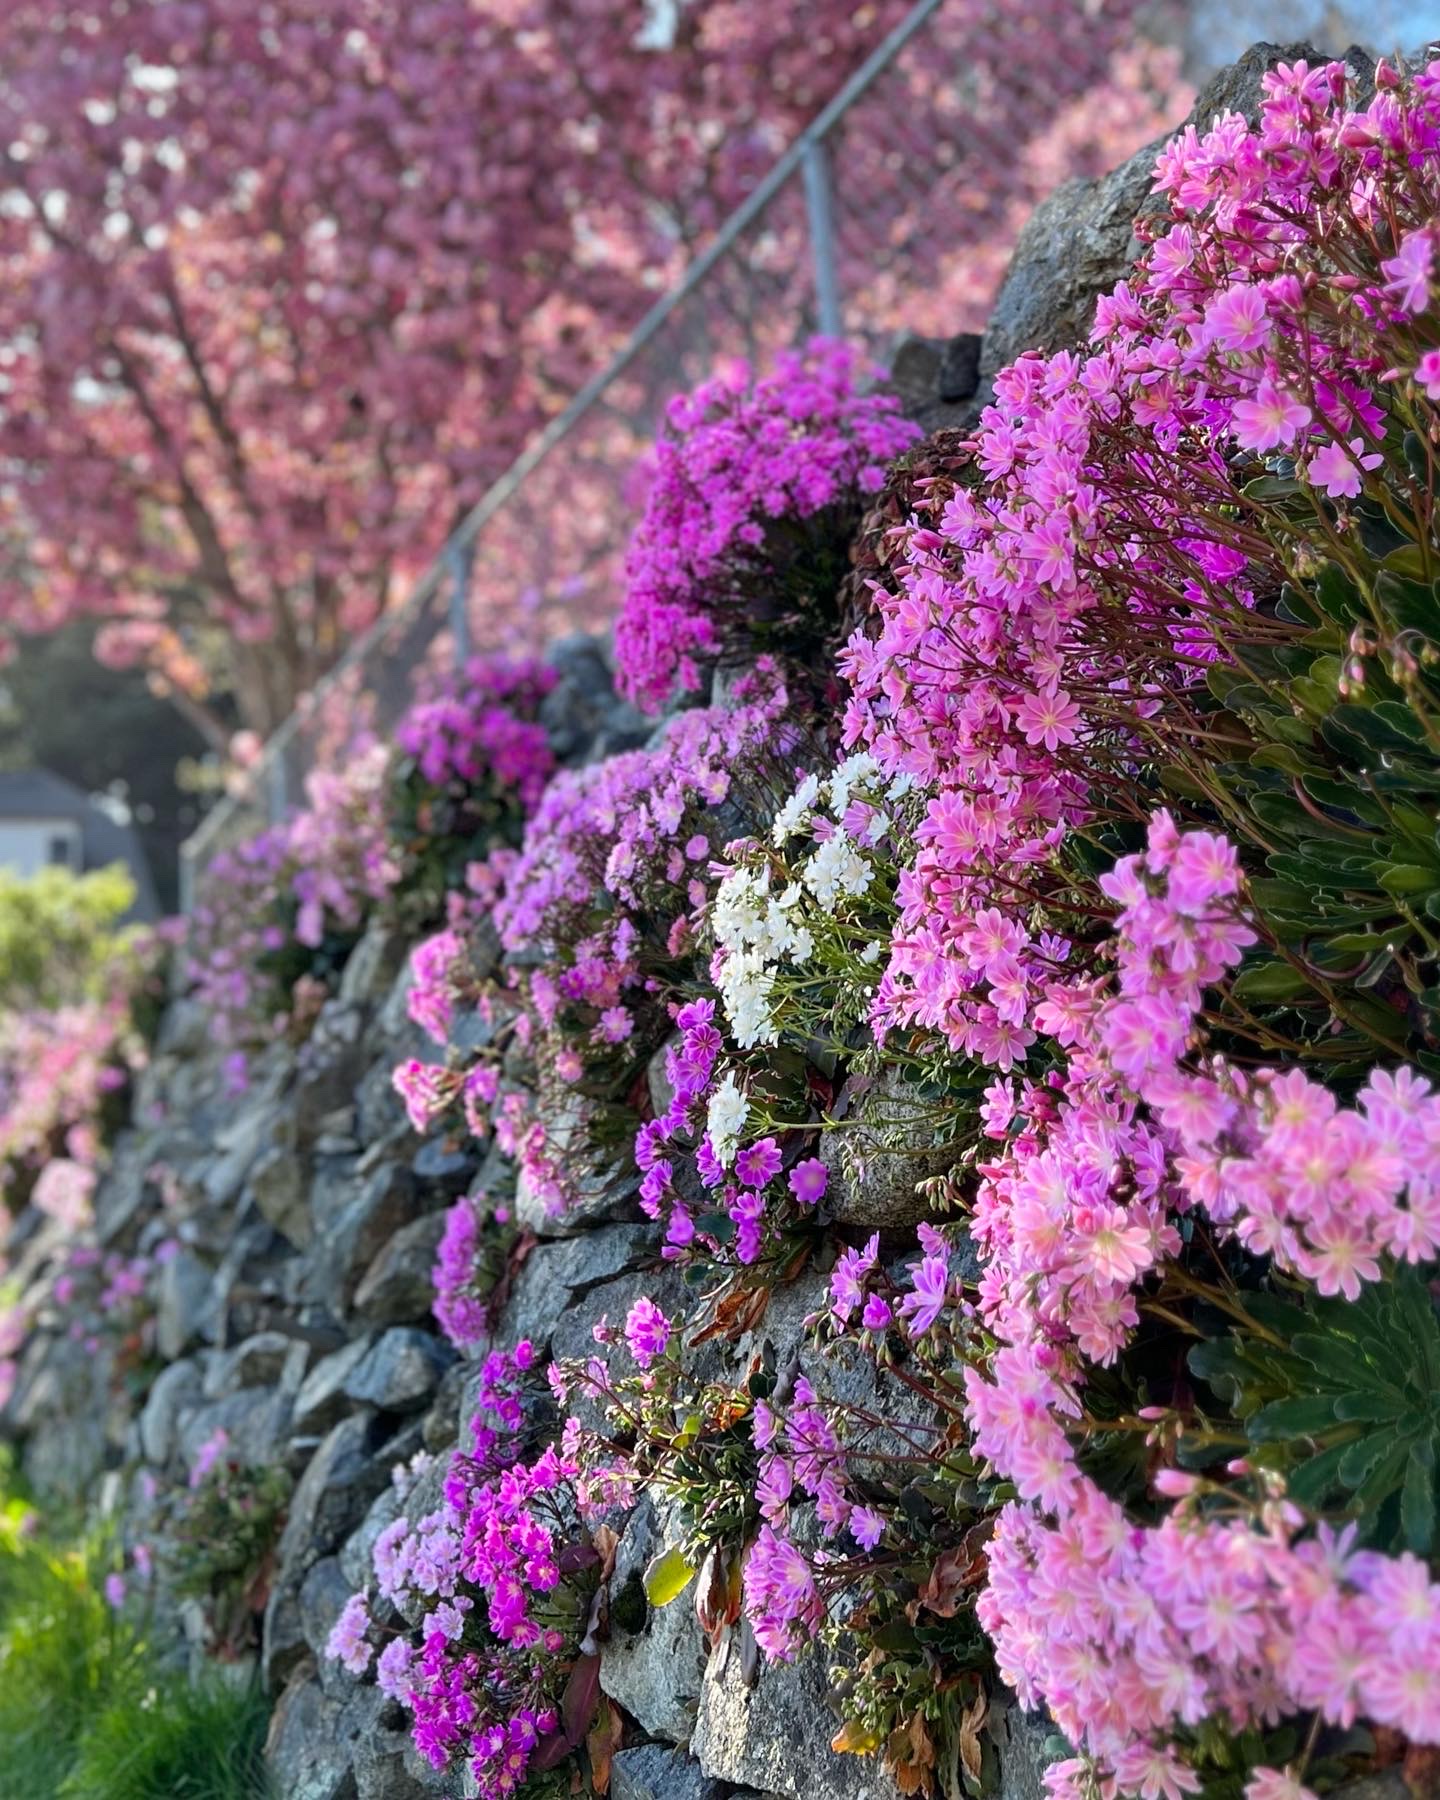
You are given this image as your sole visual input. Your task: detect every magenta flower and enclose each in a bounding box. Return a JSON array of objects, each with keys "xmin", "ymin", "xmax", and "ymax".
[
  {"xmin": 851, "ymin": 1507, "xmax": 886, "ymax": 1551},
  {"xmin": 1229, "ymin": 376, "xmax": 1311, "ymax": 451},
  {"xmin": 898, "ymin": 1253, "xmax": 949, "ymax": 1337},
  {"xmin": 734, "ymin": 1137, "xmax": 782, "ymax": 1189},
  {"xmin": 1013, "ymin": 686, "xmax": 1082, "ymax": 752},
  {"xmin": 787, "ymin": 1157, "xmax": 828, "ymax": 1205},
  {"xmin": 1204, "ymin": 282, "xmax": 1270, "ymax": 352},
  {"xmin": 861, "ymin": 1293, "xmax": 892, "ymax": 1331},
  {"xmin": 624, "ymin": 1296, "xmax": 670, "ymax": 1369}
]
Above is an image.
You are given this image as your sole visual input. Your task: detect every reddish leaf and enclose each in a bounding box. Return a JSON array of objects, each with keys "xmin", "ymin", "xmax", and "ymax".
[{"xmin": 586, "ymin": 1696, "xmax": 624, "ymax": 1795}]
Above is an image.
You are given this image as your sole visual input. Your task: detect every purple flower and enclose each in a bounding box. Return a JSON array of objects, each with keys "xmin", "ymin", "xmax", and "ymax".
[
  {"xmin": 898, "ymin": 1254, "xmax": 949, "ymax": 1338},
  {"xmin": 851, "ymin": 1507, "xmax": 886, "ymax": 1550},
  {"xmin": 787, "ymin": 1157, "xmax": 828, "ymax": 1205},
  {"xmin": 624, "ymin": 1296, "xmax": 670, "ymax": 1369},
  {"xmin": 735, "ymin": 1137, "xmax": 782, "ymax": 1189}
]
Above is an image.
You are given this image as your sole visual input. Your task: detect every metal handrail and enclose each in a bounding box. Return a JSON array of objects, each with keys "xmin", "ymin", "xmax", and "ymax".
[{"xmin": 177, "ymin": 0, "xmax": 944, "ymax": 909}]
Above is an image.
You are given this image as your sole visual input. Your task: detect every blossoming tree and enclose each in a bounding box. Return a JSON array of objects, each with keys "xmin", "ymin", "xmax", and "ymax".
[{"xmin": 0, "ymin": 0, "xmax": 1177, "ymax": 741}]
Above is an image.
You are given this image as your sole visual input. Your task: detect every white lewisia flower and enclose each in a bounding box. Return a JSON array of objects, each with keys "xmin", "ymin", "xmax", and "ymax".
[
  {"xmin": 711, "ymin": 868, "xmax": 767, "ymax": 953},
  {"xmin": 828, "ymin": 752, "xmax": 879, "ymax": 818},
  {"xmin": 770, "ymin": 773, "xmax": 821, "ymax": 845},
  {"xmin": 707, "ymin": 1074, "xmax": 749, "ymax": 1165},
  {"xmin": 717, "ymin": 948, "xmax": 778, "ymax": 1049},
  {"xmin": 803, "ymin": 830, "xmax": 873, "ymax": 907},
  {"xmin": 859, "ymin": 939, "xmax": 883, "ymax": 964},
  {"xmin": 886, "ymin": 770, "xmax": 917, "ymax": 802}
]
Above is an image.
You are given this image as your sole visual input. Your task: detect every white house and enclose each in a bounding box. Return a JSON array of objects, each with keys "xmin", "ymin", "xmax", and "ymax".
[{"xmin": 0, "ymin": 768, "xmax": 159, "ymax": 918}]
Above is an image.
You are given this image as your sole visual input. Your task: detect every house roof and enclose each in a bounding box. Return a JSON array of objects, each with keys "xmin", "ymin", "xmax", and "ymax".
[
  {"xmin": 0, "ymin": 767, "xmax": 93, "ymax": 820},
  {"xmin": 0, "ymin": 767, "xmax": 160, "ymax": 920}
]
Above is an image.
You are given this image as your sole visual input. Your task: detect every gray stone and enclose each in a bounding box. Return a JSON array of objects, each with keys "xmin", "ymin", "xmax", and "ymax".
[
  {"xmin": 178, "ymin": 1386, "xmax": 294, "ymax": 1473},
  {"xmin": 1325, "ymin": 1775, "xmax": 1410, "ymax": 1800},
  {"xmin": 500, "ymin": 1224, "xmax": 658, "ymax": 1352},
  {"xmin": 342, "ymin": 1328, "xmax": 455, "ymax": 1412},
  {"xmin": 265, "ymin": 1667, "xmax": 362, "ymax": 1800},
  {"xmin": 693, "ymin": 1637, "xmax": 902, "ymax": 1800},
  {"xmin": 354, "ymin": 1213, "xmax": 449, "ymax": 1327},
  {"xmin": 278, "ymin": 1412, "xmax": 393, "ymax": 1576},
  {"xmin": 139, "ymin": 1355, "xmax": 205, "ymax": 1467},
  {"xmin": 421, "ymin": 1357, "xmax": 471, "ymax": 1454},
  {"xmin": 202, "ymin": 1330, "xmax": 307, "ymax": 1401},
  {"xmin": 600, "ymin": 1495, "xmax": 706, "ymax": 1742},
  {"xmin": 818, "ymin": 1065, "xmax": 961, "ymax": 1231},
  {"xmin": 299, "ymin": 1554, "xmax": 357, "ymax": 1692},
  {"xmin": 541, "ymin": 632, "xmax": 651, "ymax": 763},
  {"xmin": 293, "ymin": 1337, "xmax": 376, "ymax": 1437},
  {"xmin": 512, "ymin": 1088, "xmax": 640, "ymax": 1237},
  {"xmin": 350, "ymin": 1683, "xmax": 437, "ymax": 1800},
  {"xmin": 411, "ymin": 1140, "xmax": 478, "ymax": 1197},
  {"xmin": 295, "ymin": 1000, "xmax": 368, "ymax": 1140},
  {"xmin": 91, "ymin": 1133, "xmax": 154, "ymax": 1246},
  {"xmin": 205, "ymin": 1096, "xmax": 288, "ymax": 1210},
  {"xmin": 303, "ymin": 1163, "xmax": 419, "ymax": 1318},
  {"xmin": 251, "ymin": 1144, "xmax": 313, "ymax": 1250},
  {"xmin": 339, "ymin": 1483, "xmax": 407, "ymax": 1593},
  {"xmin": 155, "ymin": 1247, "xmax": 215, "ymax": 1360},
  {"xmin": 611, "ymin": 1745, "xmax": 726, "ymax": 1800},
  {"xmin": 13, "ymin": 1332, "xmax": 113, "ymax": 1500},
  {"xmin": 991, "ymin": 1700, "xmax": 1060, "ymax": 1800},
  {"xmin": 886, "ymin": 332, "xmax": 982, "ymax": 435},
  {"xmin": 337, "ymin": 919, "xmax": 410, "ymax": 1008},
  {"xmin": 356, "ymin": 1053, "xmax": 412, "ymax": 1144},
  {"xmin": 647, "ymin": 1034, "xmax": 679, "ymax": 1120},
  {"xmin": 978, "ymin": 42, "xmax": 1373, "ymax": 402}
]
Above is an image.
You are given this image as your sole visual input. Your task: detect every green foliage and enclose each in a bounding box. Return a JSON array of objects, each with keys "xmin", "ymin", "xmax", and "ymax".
[
  {"xmin": 1189, "ymin": 1268, "xmax": 1440, "ymax": 1553},
  {"xmin": 0, "ymin": 862, "xmax": 141, "ymax": 1010},
  {"xmin": 388, "ymin": 756, "xmax": 530, "ymax": 932},
  {"xmin": 162, "ymin": 1459, "xmax": 291, "ymax": 1653},
  {"xmin": 0, "ymin": 1455, "xmax": 271, "ymax": 1800},
  {"xmin": 58, "ymin": 1676, "xmax": 272, "ymax": 1800},
  {"xmin": 1164, "ymin": 520, "xmax": 1440, "ymax": 1073}
]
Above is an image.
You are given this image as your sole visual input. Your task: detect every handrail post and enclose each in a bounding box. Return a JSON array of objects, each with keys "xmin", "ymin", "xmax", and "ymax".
[
  {"xmin": 266, "ymin": 752, "xmax": 288, "ymax": 824},
  {"xmin": 803, "ymin": 136, "xmax": 843, "ymax": 338},
  {"xmin": 447, "ymin": 538, "xmax": 473, "ymax": 672}
]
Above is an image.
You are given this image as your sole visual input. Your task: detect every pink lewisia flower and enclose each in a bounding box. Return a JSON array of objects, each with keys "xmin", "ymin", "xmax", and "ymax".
[
  {"xmin": 1204, "ymin": 282, "xmax": 1271, "ymax": 352},
  {"xmin": 851, "ymin": 1507, "xmax": 886, "ymax": 1550},
  {"xmin": 1013, "ymin": 687, "xmax": 1083, "ymax": 752},
  {"xmin": 1229, "ymin": 377, "xmax": 1311, "ymax": 451},
  {"xmin": 861, "ymin": 1293, "xmax": 892, "ymax": 1331},
  {"xmin": 1382, "ymin": 227, "xmax": 1432, "ymax": 315},
  {"xmin": 188, "ymin": 1427, "xmax": 230, "ymax": 1489},
  {"xmin": 1306, "ymin": 437, "xmax": 1383, "ymax": 499},
  {"xmin": 325, "ymin": 1593, "xmax": 373, "ymax": 1675},
  {"xmin": 624, "ymin": 1296, "xmax": 670, "ymax": 1369},
  {"xmin": 1416, "ymin": 349, "xmax": 1440, "ymax": 399},
  {"xmin": 1245, "ymin": 1771, "xmax": 1319, "ymax": 1800}
]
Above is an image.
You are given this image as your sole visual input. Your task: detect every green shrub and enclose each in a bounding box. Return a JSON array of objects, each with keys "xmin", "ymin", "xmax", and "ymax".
[
  {"xmin": 0, "ymin": 1459, "xmax": 271, "ymax": 1800},
  {"xmin": 0, "ymin": 862, "xmax": 141, "ymax": 1011}
]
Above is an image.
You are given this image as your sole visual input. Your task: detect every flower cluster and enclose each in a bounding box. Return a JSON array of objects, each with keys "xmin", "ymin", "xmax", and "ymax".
[
  {"xmin": 615, "ymin": 339, "xmax": 920, "ymax": 710},
  {"xmin": 390, "ymin": 656, "xmax": 556, "ymax": 923},
  {"xmin": 187, "ymin": 742, "xmax": 398, "ymax": 1061},
  {"xmin": 394, "ymin": 657, "xmax": 555, "ymax": 812},
  {"xmin": 326, "ymin": 1343, "xmax": 608, "ymax": 1798}
]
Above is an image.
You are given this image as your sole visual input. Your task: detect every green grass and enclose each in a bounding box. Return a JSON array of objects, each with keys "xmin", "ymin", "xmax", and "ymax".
[
  {"xmin": 60, "ymin": 1676, "xmax": 272, "ymax": 1800},
  {"xmin": 0, "ymin": 1457, "xmax": 272, "ymax": 1800}
]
